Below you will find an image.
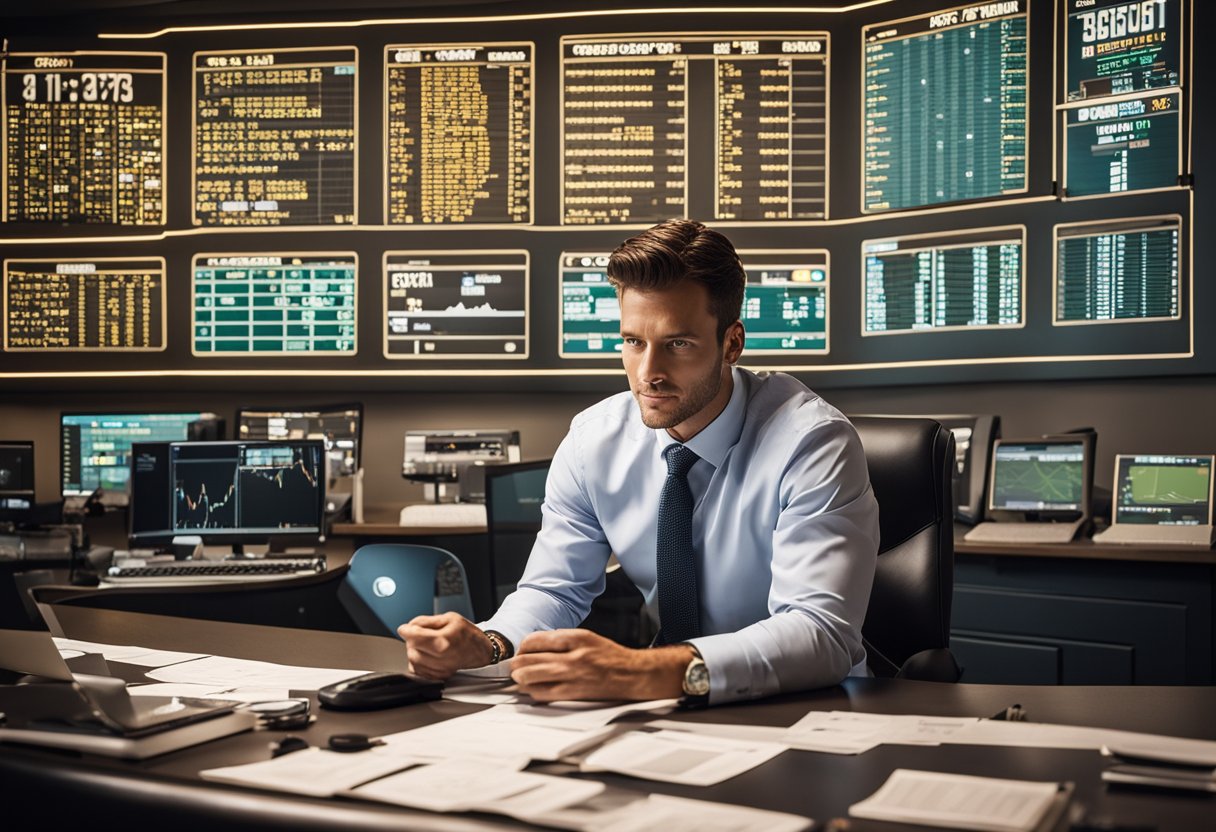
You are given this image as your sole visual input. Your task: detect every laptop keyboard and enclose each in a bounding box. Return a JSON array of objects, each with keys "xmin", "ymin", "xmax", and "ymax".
[
  {"xmin": 106, "ymin": 557, "xmax": 326, "ymax": 584},
  {"xmin": 964, "ymin": 521, "xmax": 1081, "ymax": 545},
  {"xmin": 1093, "ymin": 524, "xmax": 1213, "ymax": 547}
]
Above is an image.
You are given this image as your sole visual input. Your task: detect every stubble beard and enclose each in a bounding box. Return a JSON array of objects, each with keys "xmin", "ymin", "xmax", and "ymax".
[{"xmin": 634, "ymin": 355, "xmax": 724, "ymax": 430}]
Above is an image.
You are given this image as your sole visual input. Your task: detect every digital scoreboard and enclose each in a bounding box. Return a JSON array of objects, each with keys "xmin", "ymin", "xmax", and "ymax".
[
  {"xmin": 1066, "ymin": 0, "xmax": 1180, "ymax": 101},
  {"xmin": 559, "ymin": 250, "xmax": 828, "ymax": 357},
  {"xmin": 561, "ymin": 33, "xmax": 829, "ymax": 224},
  {"xmin": 3, "ymin": 257, "xmax": 165, "ymax": 351},
  {"xmin": 1055, "ymin": 217, "xmax": 1180, "ymax": 323},
  {"xmin": 384, "ymin": 251, "xmax": 528, "ymax": 358},
  {"xmin": 193, "ymin": 47, "xmax": 357, "ymax": 226},
  {"xmin": 385, "ymin": 44, "xmax": 532, "ymax": 224},
  {"xmin": 1063, "ymin": 91, "xmax": 1180, "ymax": 196},
  {"xmin": 862, "ymin": 2, "xmax": 1028, "ymax": 212},
  {"xmin": 863, "ymin": 228, "xmax": 1024, "ymax": 334},
  {"xmin": 192, "ymin": 254, "xmax": 357, "ymax": 354},
  {"xmin": 3, "ymin": 52, "xmax": 164, "ymax": 225}
]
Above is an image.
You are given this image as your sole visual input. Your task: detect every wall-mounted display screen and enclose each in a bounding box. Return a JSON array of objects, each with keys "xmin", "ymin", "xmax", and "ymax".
[
  {"xmin": 385, "ymin": 43, "xmax": 532, "ymax": 225},
  {"xmin": 383, "ymin": 251, "xmax": 527, "ymax": 358},
  {"xmin": 558, "ymin": 250, "xmax": 828, "ymax": 357},
  {"xmin": 2, "ymin": 52, "xmax": 164, "ymax": 225},
  {"xmin": 1065, "ymin": 0, "xmax": 1180, "ymax": 101},
  {"xmin": 193, "ymin": 47, "xmax": 357, "ymax": 226},
  {"xmin": 3, "ymin": 257, "xmax": 164, "ymax": 351},
  {"xmin": 1063, "ymin": 91, "xmax": 1180, "ymax": 197},
  {"xmin": 862, "ymin": 2, "xmax": 1028, "ymax": 212},
  {"xmin": 192, "ymin": 254, "xmax": 357, "ymax": 354},
  {"xmin": 1055, "ymin": 217, "xmax": 1180, "ymax": 324},
  {"xmin": 862, "ymin": 228, "xmax": 1024, "ymax": 334},
  {"xmin": 561, "ymin": 33, "xmax": 829, "ymax": 224}
]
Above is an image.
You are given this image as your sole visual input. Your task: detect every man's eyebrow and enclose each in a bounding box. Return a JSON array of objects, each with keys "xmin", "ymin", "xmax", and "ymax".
[{"xmin": 618, "ymin": 330, "xmax": 700, "ymax": 340}]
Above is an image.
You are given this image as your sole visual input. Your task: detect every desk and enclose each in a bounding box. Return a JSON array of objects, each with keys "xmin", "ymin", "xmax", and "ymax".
[{"xmin": 2, "ymin": 677, "xmax": 1213, "ymax": 830}]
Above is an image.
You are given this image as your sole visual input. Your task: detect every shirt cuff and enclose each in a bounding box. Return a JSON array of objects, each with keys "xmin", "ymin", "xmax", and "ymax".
[{"xmin": 685, "ymin": 632, "xmax": 776, "ymax": 706}]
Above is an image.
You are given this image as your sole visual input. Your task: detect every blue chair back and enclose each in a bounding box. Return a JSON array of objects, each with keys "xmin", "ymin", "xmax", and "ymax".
[{"xmin": 338, "ymin": 543, "xmax": 474, "ymax": 638}]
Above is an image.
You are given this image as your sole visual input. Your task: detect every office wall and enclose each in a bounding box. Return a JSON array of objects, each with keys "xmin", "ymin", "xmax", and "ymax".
[{"xmin": 3, "ymin": 373, "xmax": 1212, "ymax": 513}]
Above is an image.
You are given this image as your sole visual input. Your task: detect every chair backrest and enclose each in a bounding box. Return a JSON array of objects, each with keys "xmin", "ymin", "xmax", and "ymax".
[
  {"xmin": 337, "ymin": 543, "xmax": 474, "ymax": 638},
  {"xmin": 850, "ymin": 416, "xmax": 956, "ymax": 677},
  {"xmin": 484, "ymin": 459, "xmax": 551, "ymax": 606}
]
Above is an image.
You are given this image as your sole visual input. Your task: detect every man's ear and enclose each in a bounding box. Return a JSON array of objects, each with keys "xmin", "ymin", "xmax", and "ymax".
[{"xmin": 724, "ymin": 320, "xmax": 745, "ymax": 364}]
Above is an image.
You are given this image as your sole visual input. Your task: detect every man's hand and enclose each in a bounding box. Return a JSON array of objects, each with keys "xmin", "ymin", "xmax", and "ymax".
[
  {"xmin": 510, "ymin": 629, "xmax": 693, "ymax": 702},
  {"xmin": 397, "ymin": 612, "xmax": 494, "ymax": 680}
]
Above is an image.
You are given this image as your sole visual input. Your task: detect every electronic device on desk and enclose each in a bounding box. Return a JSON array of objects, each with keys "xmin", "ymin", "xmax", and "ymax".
[
  {"xmin": 400, "ymin": 429, "xmax": 519, "ymax": 525},
  {"xmin": 237, "ymin": 402, "xmax": 363, "ymax": 521},
  {"xmin": 964, "ymin": 435, "xmax": 1093, "ymax": 545},
  {"xmin": 60, "ymin": 411, "xmax": 224, "ymax": 510},
  {"xmin": 104, "ymin": 552, "xmax": 327, "ymax": 585},
  {"xmin": 1092, "ymin": 455, "xmax": 1214, "ymax": 547},
  {"xmin": 0, "ymin": 440, "xmax": 36, "ymax": 529},
  {"xmin": 124, "ymin": 439, "xmax": 326, "ymax": 581}
]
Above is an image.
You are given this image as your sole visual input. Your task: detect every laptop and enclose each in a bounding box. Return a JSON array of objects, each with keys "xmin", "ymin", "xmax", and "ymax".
[
  {"xmin": 1093, "ymin": 455, "xmax": 1214, "ymax": 547},
  {"xmin": 0, "ymin": 629, "xmax": 255, "ymax": 758},
  {"xmin": 964, "ymin": 437, "xmax": 1091, "ymax": 545}
]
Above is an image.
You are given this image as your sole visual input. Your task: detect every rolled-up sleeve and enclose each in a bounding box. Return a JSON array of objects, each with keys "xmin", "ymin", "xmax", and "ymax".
[{"xmin": 689, "ymin": 418, "xmax": 880, "ymax": 705}]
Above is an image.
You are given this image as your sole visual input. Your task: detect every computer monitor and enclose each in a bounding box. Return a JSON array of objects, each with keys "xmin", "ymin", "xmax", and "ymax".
[
  {"xmin": 236, "ymin": 403, "xmax": 362, "ymax": 483},
  {"xmin": 60, "ymin": 411, "xmax": 223, "ymax": 504},
  {"xmin": 1112, "ymin": 455, "xmax": 1214, "ymax": 527},
  {"xmin": 129, "ymin": 440, "xmax": 325, "ymax": 547},
  {"xmin": 987, "ymin": 438, "xmax": 1090, "ymax": 517},
  {"xmin": 0, "ymin": 441, "xmax": 36, "ymax": 523},
  {"xmin": 934, "ymin": 415, "xmax": 1001, "ymax": 524}
]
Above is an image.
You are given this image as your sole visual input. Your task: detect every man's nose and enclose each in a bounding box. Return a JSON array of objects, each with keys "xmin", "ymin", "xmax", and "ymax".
[{"xmin": 637, "ymin": 345, "xmax": 667, "ymax": 385}]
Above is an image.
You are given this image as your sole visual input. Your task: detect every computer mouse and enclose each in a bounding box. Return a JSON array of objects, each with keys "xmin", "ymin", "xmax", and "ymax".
[{"xmin": 317, "ymin": 671, "xmax": 443, "ymax": 711}]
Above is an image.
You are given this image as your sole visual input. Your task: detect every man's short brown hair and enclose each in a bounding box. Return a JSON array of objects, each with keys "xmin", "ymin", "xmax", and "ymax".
[{"xmin": 607, "ymin": 218, "xmax": 745, "ymax": 343}]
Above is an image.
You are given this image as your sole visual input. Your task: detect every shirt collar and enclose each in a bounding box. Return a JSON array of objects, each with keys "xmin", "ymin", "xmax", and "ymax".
[{"xmin": 653, "ymin": 365, "xmax": 747, "ymax": 469}]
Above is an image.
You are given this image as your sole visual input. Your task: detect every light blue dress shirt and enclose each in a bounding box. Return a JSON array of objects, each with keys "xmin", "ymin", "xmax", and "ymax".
[{"xmin": 483, "ymin": 366, "xmax": 880, "ymax": 704}]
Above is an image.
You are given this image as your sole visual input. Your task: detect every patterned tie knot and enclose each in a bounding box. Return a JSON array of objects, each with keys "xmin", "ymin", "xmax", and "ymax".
[{"xmin": 665, "ymin": 444, "xmax": 699, "ymax": 478}]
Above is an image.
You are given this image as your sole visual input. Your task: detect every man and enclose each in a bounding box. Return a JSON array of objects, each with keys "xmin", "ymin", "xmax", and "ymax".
[{"xmin": 400, "ymin": 219, "xmax": 880, "ymax": 706}]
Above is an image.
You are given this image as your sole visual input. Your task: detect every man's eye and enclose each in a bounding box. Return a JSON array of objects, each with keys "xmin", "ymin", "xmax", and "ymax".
[
  {"xmin": 670, "ymin": 339, "xmax": 689, "ymax": 348},
  {"xmin": 623, "ymin": 337, "xmax": 641, "ymax": 347}
]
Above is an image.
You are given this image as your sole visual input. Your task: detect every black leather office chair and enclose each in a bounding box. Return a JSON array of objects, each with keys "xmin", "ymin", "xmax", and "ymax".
[
  {"xmin": 484, "ymin": 460, "xmax": 649, "ymax": 647},
  {"xmin": 851, "ymin": 416, "xmax": 962, "ymax": 682}
]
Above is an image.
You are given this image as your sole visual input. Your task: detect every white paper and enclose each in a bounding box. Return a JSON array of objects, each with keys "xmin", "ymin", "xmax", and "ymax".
[
  {"xmin": 580, "ymin": 729, "xmax": 787, "ymax": 786},
  {"xmin": 349, "ymin": 759, "xmax": 601, "ymax": 815},
  {"xmin": 201, "ymin": 747, "xmax": 423, "ymax": 797},
  {"xmin": 53, "ymin": 637, "xmax": 207, "ymax": 668},
  {"xmin": 146, "ymin": 655, "xmax": 368, "ymax": 690},
  {"xmin": 849, "ymin": 768, "xmax": 1061, "ymax": 832},
  {"xmin": 468, "ymin": 698, "xmax": 679, "ymax": 730},
  {"xmin": 784, "ymin": 710, "xmax": 981, "ymax": 754},
  {"xmin": 646, "ymin": 718, "xmax": 792, "ymax": 745},
  {"xmin": 380, "ymin": 713, "xmax": 618, "ymax": 763},
  {"xmin": 127, "ymin": 682, "xmax": 292, "ymax": 704},
  {"xmin": 450, "ymin": 660, "xmax": 515, "ymax": 680},
  {"xmin": 1102, "ymin": 734, "xmax": 1216, "ymax": 768},
  {"xmin": 584, "ymin": 794, "xmax": 813, "ymax": 832}
]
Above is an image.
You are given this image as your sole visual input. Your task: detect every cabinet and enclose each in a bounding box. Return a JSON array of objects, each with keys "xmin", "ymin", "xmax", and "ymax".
[{"xmin": 950, "ymin": 541, "xmax": 1215, "ymax": 685}]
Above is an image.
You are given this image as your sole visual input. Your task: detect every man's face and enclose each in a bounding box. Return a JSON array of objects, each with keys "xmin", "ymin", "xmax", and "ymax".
[{"xmin": 619, "ymin": 280, "xmax": 743, "ymax": 441}]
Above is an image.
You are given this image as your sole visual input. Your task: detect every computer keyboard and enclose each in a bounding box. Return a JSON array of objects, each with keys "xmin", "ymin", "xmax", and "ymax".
[
  {"xmin": 105, "ymin": 557, "xmax": 326, "ymax": 585},
  {"xmin": 399, "ymin": 502, "xmax": 487, "ymax": 528},
  {"xmin": 1092, "ymin": 524, "xmax": 1214, "ymax": 547},
  {"xmin": 964, "ymin": 521, "xmax": 1082, "ymax": 544}
]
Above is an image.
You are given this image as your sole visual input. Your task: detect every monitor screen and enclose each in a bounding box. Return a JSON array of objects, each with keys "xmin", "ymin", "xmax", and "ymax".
[
  {"xmin": 0, "ymin": 440, "xmax": 35, "ymax": 521},
  {"xmin": 129, "ymin": 440, "xmax": 325, "ymax": 545},
  {"xmin": 989, "ymin": 440, "xmax": 1088, "ymax": 513},
  {"xmin": 60, "ymin": 412, "xmax": 220, "ymax": 500},
  {"xmin": 237, "ymin": 403, "xmax": 363, "ymax": 481},
  {"xmin": 1113, "ymin": 455, "xmax": 1213, "ymax": 526},
  {"xmin": 932, "ymin": 415, "xmax": 1000, "ymax": 524}
]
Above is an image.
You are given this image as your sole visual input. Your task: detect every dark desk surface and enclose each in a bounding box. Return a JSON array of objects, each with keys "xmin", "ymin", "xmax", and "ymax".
[{"xmin": 3, "ymin": 677, "xmax": 1213, "ymax": 830}]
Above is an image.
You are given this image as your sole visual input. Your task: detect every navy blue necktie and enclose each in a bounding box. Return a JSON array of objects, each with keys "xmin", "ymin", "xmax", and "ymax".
[{"xmin": 656, "ymin": 444, "xmax": 701, "ymax": 645}]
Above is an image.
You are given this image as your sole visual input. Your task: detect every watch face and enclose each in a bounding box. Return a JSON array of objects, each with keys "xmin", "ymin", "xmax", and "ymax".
[{"xmin": 685, "ymin": 659, "xmax": 710, "ymax": 696}]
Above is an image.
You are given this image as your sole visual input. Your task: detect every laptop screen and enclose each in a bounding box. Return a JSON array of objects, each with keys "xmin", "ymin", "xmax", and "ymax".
[
  {"xmin": 989, "ymin": 440, "xmax": 1087, "ymax": 512},
  {"xmin": 1113, "ymin": 455, "xmax": 1214, "ymax": 527}
]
